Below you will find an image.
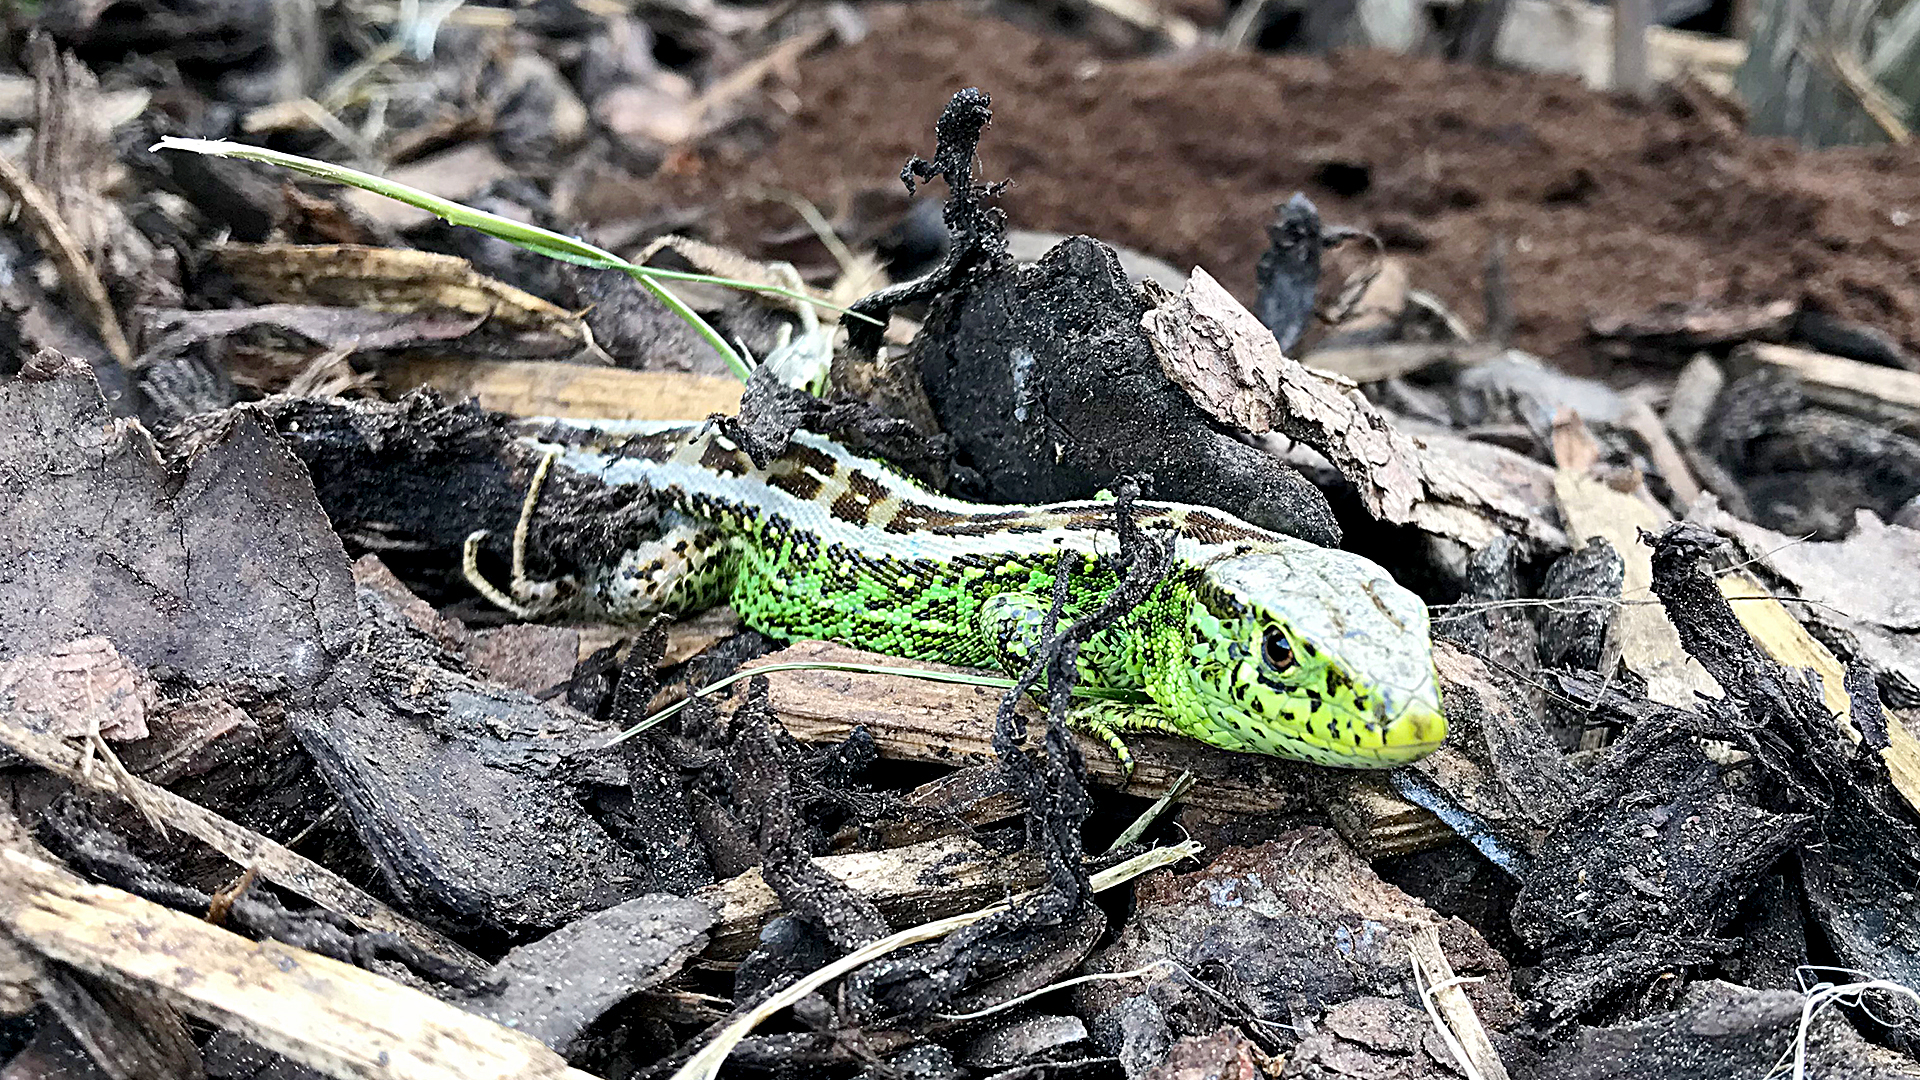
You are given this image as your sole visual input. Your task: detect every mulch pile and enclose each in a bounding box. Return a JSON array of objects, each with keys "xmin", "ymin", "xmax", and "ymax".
[{"xmin": 672, "ymin": 2, "xmax": 1920, "ymax": 369}]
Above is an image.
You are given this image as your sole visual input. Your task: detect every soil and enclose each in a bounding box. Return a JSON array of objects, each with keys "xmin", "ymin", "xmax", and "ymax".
[{"xmin": 670, "ymin": 2, "xmax": 1920, "ymax": 369}]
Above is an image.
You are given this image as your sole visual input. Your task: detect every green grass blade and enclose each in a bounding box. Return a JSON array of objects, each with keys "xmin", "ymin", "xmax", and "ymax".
[{"xmin": 150, "ymin": 137, "xmax": 884, "ymax": 381}]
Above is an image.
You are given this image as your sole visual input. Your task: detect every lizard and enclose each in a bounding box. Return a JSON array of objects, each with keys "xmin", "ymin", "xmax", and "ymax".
[{"xmin": 463, "ymin": 419, "xmax": 1446, "ymax": 774}]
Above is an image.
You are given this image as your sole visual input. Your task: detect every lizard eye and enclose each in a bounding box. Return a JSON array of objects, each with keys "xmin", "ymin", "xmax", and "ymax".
[{"xmin": 1262, "ymin": 630, "xmax": 1296, "ymax": 671}]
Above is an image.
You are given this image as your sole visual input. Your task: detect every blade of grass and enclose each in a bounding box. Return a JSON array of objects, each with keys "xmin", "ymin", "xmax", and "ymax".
[
  {"xmin": 150, "ymin": 137, "xmax": 883, "ymax": 381},
  {"xmin": 153, "ymin": 136, "xmax": 748, "ymax": 379}
]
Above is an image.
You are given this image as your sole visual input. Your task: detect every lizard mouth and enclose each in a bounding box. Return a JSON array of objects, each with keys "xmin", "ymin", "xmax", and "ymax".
[
  {"xmin": 1271, "ymin": 690, "xmax": 1448, "ymax": 769},
  {"xmin": 1362, "ymin": 706, "xmax": 1448, "ymax": 764}
]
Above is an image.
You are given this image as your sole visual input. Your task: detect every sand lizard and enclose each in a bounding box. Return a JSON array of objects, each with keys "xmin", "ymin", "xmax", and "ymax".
[{"xmin": 464, "ymin": 419, "xmax": 1446, "ymax": 773}]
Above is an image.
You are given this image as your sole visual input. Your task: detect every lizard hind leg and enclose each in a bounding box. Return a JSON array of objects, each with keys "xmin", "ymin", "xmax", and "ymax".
[
  {"xmin": 464, "ymin": 449, "xmax": 573, "ymax": 619},
  {"xmin": 464, "ymin": 450, "xmax": 728, "ymax": 624},
  {"xmin": 587, "ymin": 522, "xmax": 733, "ymax": 622}
]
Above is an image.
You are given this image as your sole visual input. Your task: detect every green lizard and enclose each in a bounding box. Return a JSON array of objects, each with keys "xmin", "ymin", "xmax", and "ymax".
[{"xmin": 464, "ymin": 419, "xmax": 1445, "ymax": 773}]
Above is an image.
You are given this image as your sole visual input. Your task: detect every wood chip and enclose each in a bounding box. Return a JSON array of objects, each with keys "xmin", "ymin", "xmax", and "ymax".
[
  {"xmin": 1698, "ymin": 506, "xmax": 1920, "ymax": 815},
  {"xmin": 1734, "ymin": 342, "xmax": 1920, "ymax": 426},
  {"xmin": 693, "ymin": 833, "xmax": 1043, "ymax": 959},
  {"xmin": 877, "ymin": 766, "xmax": 1023, "ymax": 848},
  {"xmin": 1587, "ymin": 298, "xmax": 1796, "ymax": 347},
  {"xmin": 0, "ymin": 703, "xmax": 482, "ymax": 969},
  {"xmin": 0, "ymin": 848, "xmax": 596, "ymax": 1080},
  {"xmin": 1299, "ymin": 341, "xmax": 1502, "ymax": 384},
  {"xmin": 1663, "ymin": 355, "xmax": 1726, "ymax": 447},
  {"xmin": 1145, "ymin": 268, "xmax": 1560, "ymax": 551},
  {"xmin": 731, "ymin": 641, "xmax": 1449, "ymax": 859},
  {"xmin": 385, "ymin": 359, "xmax": 743, "ymax": 420},
  {"xmin": 1553, "ymin": 415, "xmax": 1723, "ymax": 709},
  {"xmin": 215, "ymin": 244, "xmax": 589, "ymax": 348},
  {"xmin": 739, "ymin": 641, "xmax": 1316, "ymax": 814},
  {"xmin": 0, "ymin": 151, "xmax": 132, "ymax": 367},
  {"xmin": 1410, "ymin": 925, "xmax": 1512, "ymax": 1080}
]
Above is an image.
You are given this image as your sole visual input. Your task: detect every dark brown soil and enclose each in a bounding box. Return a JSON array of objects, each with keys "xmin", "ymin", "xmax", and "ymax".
[{"xmin": 674, "ymin": 3, "xmax": 1920, "ymax": 368}]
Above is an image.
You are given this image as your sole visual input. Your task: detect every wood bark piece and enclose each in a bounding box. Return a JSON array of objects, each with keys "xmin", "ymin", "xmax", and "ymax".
[
  {"xmin": 1553, "ymin": 470, "xmax": 1724, "ymax": 709},
  {"xmin": 1144, "ymin": 269, "xmax": 1562, "ymax": 551},
  {"xmin": 1397, "ymin": 640, "xmax": 1574, "ymax": 862},
  {"xmin": 0, "ymin": 705, "xmax": 482, "ymax": 969},
  {"xmin": 674, "ymin": 844, "xmax": 1196, "ymax": 1080},
  {"xmin": 693, "ymin": 833, "xmax": 1045, "ymax": 959},
  {"xmin": 297, "ymin": 615, "xmax": 706, "ymax": 931},
  {"xmin": 1082, "ymin": 831, "xmax": 1517, "ymax": 1047},
  {"xmin": 1734, "ymin": 342, "xmax": 1920, "ymax": 425},
  {"xmin": 479, "ymin": 895, "xmax": 715, "ymax": 1052},
  {"xmin": 0, "ymin": 848, "xmax": 599, "ymax": 1080},
  {"xmin": 731, "ymin": 641, "xmax": 1458, "ymax": 858},
  {"xmin": 1698, "ymin": 506, "xmax": 1920, "ymax": 814},
  {"xmin": 384, "ymin": 359, "xmax": 743, "ymax": 420},
  {"xmin": 1556, "ymin": 427, "xmax": 1920, "ymax": 811},
  {"xmin": 1, "ymin": 372, "xmax": 360, "ymax": 694},
  {"xmin": 1712, "ymin": 560, "xmax": 1920, "ymax": 815},
  {"xmin": 26, "ymin": 963, "xmax": 203, "ymax": 1080},
  {"xmin": 0, "ymin": 637, "xmax": 154, "ymax": 742}
]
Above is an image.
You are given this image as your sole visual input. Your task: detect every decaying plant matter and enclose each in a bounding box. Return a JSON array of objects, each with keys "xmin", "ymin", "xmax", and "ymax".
[{"xmin": 5, "ymin": 11, "xmax": 1920, "ymax": 1080}]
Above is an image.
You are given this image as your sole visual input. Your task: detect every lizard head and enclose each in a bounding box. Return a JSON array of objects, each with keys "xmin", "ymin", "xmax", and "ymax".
[{"xmin": 1159, "ymin": 546, "xmax": 1446, "ymax": 767}]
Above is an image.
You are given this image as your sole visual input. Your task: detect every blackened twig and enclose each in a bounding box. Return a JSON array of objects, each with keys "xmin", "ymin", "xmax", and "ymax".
[{"xmin": 842, "ymin": 88, "xmax": 1010, "ymax": 356}]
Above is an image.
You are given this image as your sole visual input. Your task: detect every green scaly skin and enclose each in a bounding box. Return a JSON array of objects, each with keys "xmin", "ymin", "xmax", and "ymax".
[{"xmin": 471, "ymin": 420, "xmax": 1447, "ymax": 773}]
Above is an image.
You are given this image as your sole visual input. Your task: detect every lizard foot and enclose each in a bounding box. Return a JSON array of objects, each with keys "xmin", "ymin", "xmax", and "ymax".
[{"xmin": 463, "ymin": 448, "xmax": 574, "ymax": 619}]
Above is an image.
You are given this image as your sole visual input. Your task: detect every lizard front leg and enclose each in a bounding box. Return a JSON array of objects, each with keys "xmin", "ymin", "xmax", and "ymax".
[{"xmin": 976, "ymin": 591, "xmax": 1172, "ymax": 779}]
